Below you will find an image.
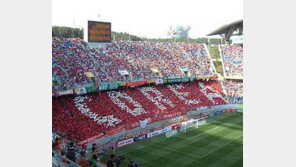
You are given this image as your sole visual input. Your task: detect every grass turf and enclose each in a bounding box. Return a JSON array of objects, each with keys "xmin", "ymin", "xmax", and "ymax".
[{"xmin": 102, "ymin": 112, "xmax": 243, "ymax": 167}]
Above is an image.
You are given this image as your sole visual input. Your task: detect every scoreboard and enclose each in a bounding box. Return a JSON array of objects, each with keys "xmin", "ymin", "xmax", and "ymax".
[{"xmin": 88, "ymin": 21, "xmax": 111, "ymax": 43}]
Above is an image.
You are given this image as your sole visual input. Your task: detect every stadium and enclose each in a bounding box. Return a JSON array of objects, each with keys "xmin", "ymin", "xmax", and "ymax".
[{"xmin": 52, "ymin": 19, "xmax": 243, "ymax": 167}]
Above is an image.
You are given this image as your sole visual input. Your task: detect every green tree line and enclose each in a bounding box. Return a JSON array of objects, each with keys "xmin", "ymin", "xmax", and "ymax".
[
  {"xmin": 111, "ymin": 32, "xmax": 142, "ymax": 41},
  {"xmin": 52, "ymin": 26, "xmax": 225, "ymax": 44},
  {"xmin": 52, "ymin": 26, "xmax": 84, "ymax": 39}
]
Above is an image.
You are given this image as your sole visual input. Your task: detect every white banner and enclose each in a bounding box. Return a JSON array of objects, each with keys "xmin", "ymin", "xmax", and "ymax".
[
  {"xmin": 147, "ymin": 127, "xmax": 171, "ymax": 138},
  {"xmin": 166, "ymin": 126, "xmax": 172, "ymax": 131},
  {"xmin": 117, "ymin": 138, "xmax": 134, "ymax": 147},
  {"xmin": 160, "ymin": 127, "xmax": 171, "ymax": 133},
  {"xmin": 155, "ymin": 79, "xmax": 164, "ymax": 85},
  {"xmin": 147, "ymin": 130, "xmax": 161, "ymax": 138},
  {"xmin": 57, "ymin": 89, "xmax": 74, "ymax": 96},
  {"xmin": 74, "ymin": 87, "xmax": 87, "ymax": 95},
  {"xmin": 139, "ymin": 118, "xmax": 150, "ymax": 129},
  {"xmin": 118, "ymin": 70, "xmax": 129, "ymax": 76},
  {"xmin": 165, "ymin": 130, "xmax": 177, "ymax": 137}
]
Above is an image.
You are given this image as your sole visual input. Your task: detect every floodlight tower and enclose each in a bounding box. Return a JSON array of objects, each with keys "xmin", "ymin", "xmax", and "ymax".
[
  {"xmin": 184, "ymin": 26, "xmax": 191, "ymax": 42},
  {"xmin": 167, "ymin": 26, "xmax": 176, "ymax": 42}
]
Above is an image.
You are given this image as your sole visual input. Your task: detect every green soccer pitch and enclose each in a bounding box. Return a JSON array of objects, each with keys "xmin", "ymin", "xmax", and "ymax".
[{"xmin": 102, "ymin": 112, "xmax": 243, "ymax": 167}]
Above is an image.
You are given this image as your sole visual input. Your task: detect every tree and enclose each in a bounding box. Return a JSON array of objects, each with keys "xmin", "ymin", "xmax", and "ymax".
[{"xmin": 52, "ymin": 26, "xmax": 84, "ymax": 39}]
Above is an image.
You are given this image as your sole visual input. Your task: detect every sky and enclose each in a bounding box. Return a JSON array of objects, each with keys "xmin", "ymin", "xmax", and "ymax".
[{"xmin": 52, "ymin": 0, "xmax": 243, "ymax": 39}]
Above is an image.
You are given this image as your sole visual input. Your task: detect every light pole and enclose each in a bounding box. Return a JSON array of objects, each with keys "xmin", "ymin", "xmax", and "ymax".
[{"xmin": 185, "ymin": 26, "xmax": 191, "ymax": 43}]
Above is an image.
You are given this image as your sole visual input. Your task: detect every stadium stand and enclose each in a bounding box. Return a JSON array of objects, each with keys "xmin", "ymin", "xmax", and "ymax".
[
  {"xmin": 52, "ymin": 37, "xmax": 243, "ymax": 167},
  {"xmin": 52, "ymin": 18, "xmax": 244, "ymax": 167},
  {"xmin": 224, "ymin": 79, "xmax": 243, "ymax": 104},
  {"xmin": 221, "ymin": 44, "xmax": 243, "ymax": 77},
  {"xmin": 52, "ymin": 80, "xmax": 227, "ymax": 143},
  {"xmin": 52, "ymin": 38, "xmax": 215, "ymax": 90},
  {"xmin": 99, "ymin": 41, "xmax": 214, "ymax": 81}
]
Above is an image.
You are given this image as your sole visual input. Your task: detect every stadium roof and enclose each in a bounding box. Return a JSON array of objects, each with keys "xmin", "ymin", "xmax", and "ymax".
[{"xmin": 207, "ymin": 20, "xmax": 243, "ymax": 40}]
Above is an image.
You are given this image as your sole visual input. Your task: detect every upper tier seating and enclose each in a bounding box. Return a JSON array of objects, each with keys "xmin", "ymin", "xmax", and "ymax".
[{"xmin": 52, "ymin": 38, "xmax": 214, "ymax": 90}]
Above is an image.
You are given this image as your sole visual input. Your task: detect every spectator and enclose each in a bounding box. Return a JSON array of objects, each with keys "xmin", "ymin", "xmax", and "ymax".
[
  {"xmin": 79, "ymin": 151, "xmax": 88, "ymax": 167},
  {"xmin": 52, "ymin": 137, "xmax": 60, "ymax": 151},
  {"xmin": 53, "ymin": 150, "xmax": 68, "ymax": 164},
  {"xmin": 107, "ymin": 154, "xmax": 115, "ymax": 167},
  {"xmin": 66, "ymin": 142, "xmax": 76, "ymax": 163},
  {"xmin": 90, "ymin": 153, "xmax": 99, "ymax": 167},
  {"xmin": 224, "ymin": 79, "xmax": 243, "ymax": 104}
]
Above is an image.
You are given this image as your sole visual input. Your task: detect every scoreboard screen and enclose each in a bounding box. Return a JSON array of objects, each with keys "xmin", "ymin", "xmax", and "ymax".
[{"xmin": 88, "ymin": 21, "xmax": 111, "ymax": 43}]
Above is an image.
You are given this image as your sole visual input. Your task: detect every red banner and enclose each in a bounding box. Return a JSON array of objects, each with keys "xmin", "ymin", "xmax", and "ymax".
[
  {"xmin": 126, "ymin": 81, "xmax": 148, "ymax": 87},
  {"xmin": 107, "ymin": 126, "xmax": 124, "ymax": 136},
  {"xmin": 77, "ymin": 133, "xmax": 104, "ymax": 146},
  {"xmin": 225, "ymin": 109, "xmax": 236, "ymax": 113},
  {"xmin": 170, "ymin": 123, "xmax": 181, "ymax": 130},
  {"xmin": 210, "ymin": 76, "xmax": 218, "ymax": 80}
]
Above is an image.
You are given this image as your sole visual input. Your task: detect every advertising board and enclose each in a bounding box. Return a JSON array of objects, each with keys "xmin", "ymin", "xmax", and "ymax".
[
  {"xmin": 165, "ymin": 130, "xmax": 178, "ymax": 137},
  {"xmin": 117, "ymin": 138, "xmax": 134, "ymax": 147},
  {"xmin": 134, "ymin": 134, "xmax": 147, "ymax": 142}
]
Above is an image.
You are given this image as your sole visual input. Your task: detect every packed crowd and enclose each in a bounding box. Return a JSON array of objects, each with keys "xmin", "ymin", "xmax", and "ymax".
[
  {"xmin": 53, "ymin": 80, "xmax": 227, "ymax": 143},
  {"xmin": 221, "ymin": 44, "xmax": 243, "ymax": 77},
  {"xmin": 223, "ymin": 79, "xmax": 243, "ymax": 104},
  {"xmin": 52, "ymin": 38, "xmax": 99, "ymax": 90},
  {"xmin": 97, "ymin": 41, "xmax": 214, "ymax": 82},
  {"xmin": 52, "ymin": 38, "xmax": 214, "ymax": 90}
]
